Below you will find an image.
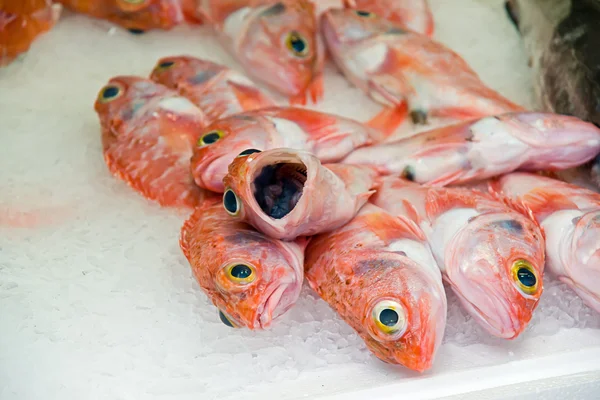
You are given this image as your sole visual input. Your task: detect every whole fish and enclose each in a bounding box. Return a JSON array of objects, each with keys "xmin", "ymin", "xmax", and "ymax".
[
  {"xmin": 56, "ymin": 0, "xmax": 191, "ymax": 33},
  {"xmin": 180, "ymin": 198, "xmax": 306, "ymax": 329},
  {"xmin": 196, "ymin": 0, "xmax": 324, "ymax": 105},
  {"xmin": 371, "ymin": 176, "xmax": 546, "ymax": 339},
  {"xmin": 94, "ymin": 76, "xmax": 209, "ymax": 208},
  {"xmin": 505, "ymin": 0, "xmax": 600, "ymax": 191},
  {"xmin": 343, "ymin": 0, "xmax": 434, "ymax": 36},
  {"xmin": 190, "ymin": 106, "xmax": 385, "ymax": 192},
  {"xmin": 222, "ymin": 148, "xmax": 377, "ymax": 240},
  {"xmin": 149, "ymin": 55, "xmax": 275, "ymax": 124},
  {"xmin": 0, "ymin": 0, "xmax": 61, "ymax": 66},
  {"xmin": 490, "ymin": 172, "xmax": 600, "ymax": 313},
  {"xmin": 342, "ymin": 112, "xmax": 600, "ymax": 186},
  {"xmin": 304, "ymin": 203, "xmax": 447, "ymax": 372},
  {"xmin": 320, "ymin": 8, "xmax": 523, "ymax": 134}
]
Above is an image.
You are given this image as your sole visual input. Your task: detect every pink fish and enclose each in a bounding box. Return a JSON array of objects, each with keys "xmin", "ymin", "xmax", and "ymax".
[
  {"xmin": 180, "ymin": 198, "xmax": 306, "ymax": 329},
  {"xmin": 149, "ymin": 55, "xmax": 275, "ymax": 123},
  {"xmin": 490, "ymin": 172, "xmax": 600, "ymax": 313},
  {"xmin": 305, "ymin": 203, "xmax": 447, "ymax": 372},
  {"xmin": 342, "ymin": 112, "xmax": 600, "ymax": 186},
  {"xmin": 320, "ymin": 8, "xmax": 523, "ymax": 134},
  {"xmin": 372, "ymin": 176, "xmax": 546, "ymax": 339},
  {"xmin": 94, "ymin": 76, "xmax": 209, "ymax": 208},
  {"xmin": 343, "ymin": 0, "xmax": 434, "ymax": 36},
  {"xmin": 190, "ymin": 106, "xmax": 384, "ymax": 192},
  {"xmin": 221, "ymin": 148, "xmax": 378, "ymax": 240},
  {"xmin": 196, "ymin": 0, "xmax": 325, "ymax": 105}
]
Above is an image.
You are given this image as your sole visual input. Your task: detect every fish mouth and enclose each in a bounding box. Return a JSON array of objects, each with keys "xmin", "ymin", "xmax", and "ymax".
[
  {"xmin": 252, "ymin": 159, "xmax": 308, "ymax": 220},
  {"xmin": 257, "ymin": 281, "xmax": 295, "ymax": 329}
]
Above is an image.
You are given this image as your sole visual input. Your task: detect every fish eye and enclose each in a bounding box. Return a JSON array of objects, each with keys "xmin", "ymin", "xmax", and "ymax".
[
  {"xmin": 355, "ymin": 10, "xmax": 375, "ymax": 18},
  {"xmin": 218, "ymin": 310, "xmax": 238, "ymax": 328},
  {"xmin": 372, "ymin": 300, "xmax": 407, "ymax": 337},
  {"xmin": 198, "ymin": 130, "xmax": 224, "ymax": 146},
  {"xmin": 154, "ymin": 60, "xmax": 175, "ymax": 72},
  {"xmin": 512, "ymin": 259, "xmax": 539, "ymax": 295},
  {"xmin": 237, "ymin": 148, "xmax": 262, "ymax": 157},
  {"xmin": 98, "ymin": 84, "xmax": 123, "ymax": 103},
  {"xmin": 226, "ymin": 263, "xmax": 256, "ymax": 284},
  {"xmin": 285, "ymin": 31, "xmax": 309, "ymax": 57},
  {"xmin": 223, "ymin": 189, "xmax": 241, "ymax": 216}
]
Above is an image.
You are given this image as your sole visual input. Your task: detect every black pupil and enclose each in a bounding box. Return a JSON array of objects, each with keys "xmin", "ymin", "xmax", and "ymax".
[
  {"xmin": 103, "ymin": 86, "xmax": 119, "ymax": 99},
  {"xmin": 219, "ymin": 311, "xmax": 235, "ymax": 328},
  {"xmin": 202, "ymin": 132, "xmax": 221, "ymax": 144},
  {"xmin": 128, "ymin": 28, "xmax": 145, "ymax": 34},
  {"xmin": 223, "ymin": 190, "xmax": 238, "ymax": 214},
  {"xmin": 160, "ymin": 61, "xmax": 174, "ymax": 68},
  {"xmin": 356, "ymin": 10, "xmax": 372, "ymax": 17},
  {"xmin": 517, "ymin": 268, "xmax": 536, "ymax": 288},
  {"xmin": 289, "ymin": 34, "xmax": 306, "ymax": 54},
  {"xmin": 239, "ymin": 148, "xmax": 262, "ymax": 156},
  {"xmin": 231, "ymin": 264, "xmax": 252, "ymax": 279},
  {"xmin": 379, "ymin": 309, "xmax": 399, "ymax": 327}
]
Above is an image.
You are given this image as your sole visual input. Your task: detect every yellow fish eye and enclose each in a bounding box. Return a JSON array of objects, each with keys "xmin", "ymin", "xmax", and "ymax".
[
  {"xmin": 198, "ymin": 130, "xmax": 224, "ymax": 146},
  {"xmin": 512, "ymin": 259, "xmax": 539, "ymax": 295},
  {"xmin": 218, "ymin": 310, "xmax": 239, "ymax": 328},
  {"xmin": 223, "ymin": 189, "xmax": 241, "ymax": 216},
  {"xmin": 225, "ymin": 263, "xmax": 256, "ymax": 284},
  {"xmin": 285, "ymin": 31, "xmax": 309, "ymax": 57},
  {"xmin": 98, "ymin": 84, "xmax": 123, "ymax": 103},
  {"xmin": 354, "ymin": 10, "xmax": 376, "ymax": 18},
  {"xmin": 372, "ymin": 300, "xmax": 407, "ymax": 336},
  {"xmin": 154, "ymin": 59, "xmax": 175, "ymax": 73}
]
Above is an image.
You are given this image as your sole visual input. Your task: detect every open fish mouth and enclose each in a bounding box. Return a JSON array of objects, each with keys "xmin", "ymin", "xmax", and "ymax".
[{"xmin": 252, "ymin": 161, "xmax": 308, "ymax": 219}]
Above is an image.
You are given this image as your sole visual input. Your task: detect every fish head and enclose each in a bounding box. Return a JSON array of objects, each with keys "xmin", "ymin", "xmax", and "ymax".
[
  {"xmin": 320, "ymin": 8, "xmax": 394, "ymax": 52},
  {"xmin": 112, "ymin": 0, "xmax": 182, "ymax": 31},
  {"xmin": 222, "ymin": 148, "xmax": 320, "ymax": 235},
  {"xmin": 351, "ymin": 253, "xmax": 446, "ymax": 372},
  {"xmin": 448, "ymin": 212, "xmax": 545, "ymax": 339},
  {"xmin": 235, "ymin": 1, "xmax": 322, "ymax": 99},
  {"xmin": 150, "ymin": 55, "xmax": 223, "ymax": 89},
  {"xmin": 190, "ymin": 114, "xmax": 272, "ymax": 192}
]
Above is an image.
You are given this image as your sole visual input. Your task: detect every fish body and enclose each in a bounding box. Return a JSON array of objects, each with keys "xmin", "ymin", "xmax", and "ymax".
[
  {"xmin": 149, "ymin": 55, "xmax": 276, "ymax": 123},
  {"xmin": 343, "ymin": 0, "xmax": 434, "ymax": 36},
  {"xmin": 320, "ymin": 8, "xmax": 522, "ymax": 133},
  {"xmin": 180, "ymin": 198, "xmax": 306, "ymax": 329},
  {"xmin": 222, "ymin": 148, "xmax": 378, "ymax": 240},
  {"xmin": 56, "ymin": 0, "xmax": 188, "ymax": 32},
  {"xmin": 94, "ymin": 76, "xmax": 209, "ymax": 208},
  {"xmin": 304, "ymin": 203, "xmax": 447, "ymax": 371},
  {"xmin": 342, "ymin": 112, "xmax": 600, "ymax": 186},
  {"xmin": 371, "ymin": 176, "xmax": 546, "ymax": 339},
  {"xmin": 190, "ymin": 106, "xmax": 384, "ymax": 192},
  {"xmin": 0, "ymin": 0, "xmax": 61, "ymax": 66},
  {"xmin": 491, "ymin": 172, "xmax": 600, "ymax": 313},
  {"xmin": 197, "ymin": 0, "xmax": 324, "ymax": 104}
]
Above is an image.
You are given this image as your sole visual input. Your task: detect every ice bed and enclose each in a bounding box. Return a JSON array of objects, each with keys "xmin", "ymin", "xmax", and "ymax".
[{"xmin": 1, "ymin": 1, "xmax": 600, "ymax": 399}]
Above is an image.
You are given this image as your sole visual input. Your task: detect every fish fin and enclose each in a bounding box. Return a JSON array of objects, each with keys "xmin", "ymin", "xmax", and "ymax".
[
  {"xmin": 425, "ymin": 188, "xmax": 479, "ymax": 220},
  {"xmin": 342, "ymin": 0, "xmax": 356, "ymax": 7},
  {"xmin": 520, "ymin": 189, "xmax": 578, "ymax": 215},
  {"xmin": 364, "ymin": 211, "xmax": 426, "ymax": 242},
  {"xmin": 288, "ymin": 73, "xmax": 324, "ymax": 106},
  {"xmin": 355, "ymin": 190, "xmax": 376, "ymax": 210},
  {"xmin": 425, "ymin": 169, "xmax": 470, "ymax": 187},
  {"xmin": 401, "ymin": 198, "xmax": 423, "ymax": 226},
  {"xmin": 229, "ymin": 80, "xmax": 275, "ymax": 111},
  {"xmin": 365, "ymin": 104, "xmax": 409, "ymax": 138}
]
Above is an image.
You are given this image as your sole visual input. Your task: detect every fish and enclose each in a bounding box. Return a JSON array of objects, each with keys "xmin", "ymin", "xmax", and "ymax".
[
  {"xmin": 371, "ymin": 176, "xmax": 546, "ymax": 339},
  {"xmin": 343, "ymin": 0, "xmax": 434, "ymax": 36},
  {"xmin": 490, "ymin": 172, "xmax": 600, "ymax": 313},
  {"xmin": 196, "ymin": 0, "xmax": 325, "ymax": 105},
  {"xmin": 342, "ymin": 112, "xmax": 600, "ymax": 187},
  {"xmin": 0, "ymin": 0, "xmax": 61, "ymax": 66},
  {"xmin": 149, "ymin": 55, "xmax": 275, "ymax": 124},
  {"xmin": 505, "ymin": 0, "xmax": 600, "ymax": 191},
  {"xmin": 190, "ymin": 106, "xmax": 385, "ymax": 192},
  {"xmin": 320, "ymin": 8, "xmax": 523, "ymax": 134},
  {"xmin": 221, "ymin": 147, "xmax": 378, "ymax": 240},
  {"xmin": 94, "ymin": 75, "xmax": 210, "ymax": 208},
  {"xmin": 180, "ymin": 197, "xmax": 306, "ymax": 329},
  {"xmin": 304, "ymin": 203, "xmax": 446, "ymax": 371},
  {"xmin": 55, "ymin": 0, "xmax": 190, "ymax": 33}
]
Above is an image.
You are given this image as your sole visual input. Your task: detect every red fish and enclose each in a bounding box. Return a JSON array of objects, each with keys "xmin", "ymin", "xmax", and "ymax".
[
  {"xmin": 149, "ymin": 55, "xmax": 275, "ymax": 124},
  {"xmin": 190, "ymin": 106, "xmax": 384, "ymax": 192},
  {"xmin": 196, "ymin": 0, "xmax": 325, "ymax": 105},
  {"xmin": 222, "ymin": 148, "xmax": 378, "ymax": 240},
  {"xmin": 342, "ymin": 112, "xmax": 600, "ymax": 186},
  {"xmin": 343, "ymin": 0, "xmax": 434, "ymax": 36},
  {"xmin": 0, "ymin": 0, "xmax": 61, "ymax": 66},
  {"xmin": 305, "ymin": 203, "xmax": 447, "ymax": 371},
  {"xmin": 94, "ymin": 76, "xmax": 209, "ymax": 208},
  {"xmin": 180, "ymin": 198, "xmax": 307, "ymax": 329},
  {"xmin": 320, "ymin": 8, "xmax": 523, "ymax": 134}
]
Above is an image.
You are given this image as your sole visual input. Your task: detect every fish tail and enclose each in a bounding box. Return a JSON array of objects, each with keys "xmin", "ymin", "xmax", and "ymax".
[{"xmin": 365, "ymin": 104, "xmax": 409, "ymax": 138}]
